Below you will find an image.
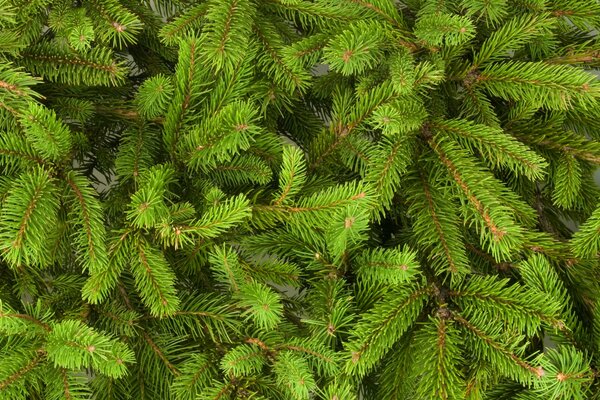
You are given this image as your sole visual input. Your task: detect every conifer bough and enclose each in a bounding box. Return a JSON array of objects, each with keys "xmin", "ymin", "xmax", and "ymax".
[{"xmin": 1, "ymin": 0, "xmax": 600, "ymax": 399}]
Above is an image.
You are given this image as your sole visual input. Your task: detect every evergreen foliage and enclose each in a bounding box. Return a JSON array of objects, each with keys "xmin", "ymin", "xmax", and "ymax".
[{"xmin": 0, "ymin": 0, "xmax": 599, "ymax": 399}]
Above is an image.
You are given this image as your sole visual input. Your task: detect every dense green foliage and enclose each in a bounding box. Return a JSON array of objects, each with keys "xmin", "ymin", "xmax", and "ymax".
[{"xmin": 1, "ymin": 0, "xmax": 600, "ymax": 399}]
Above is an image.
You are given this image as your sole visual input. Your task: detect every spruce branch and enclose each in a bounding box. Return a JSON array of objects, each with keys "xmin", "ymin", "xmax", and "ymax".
[
  {"xmin": 86, "ymin": 0, "xmax": 143, "ymax": 48},
  {"xmin": 406, "ymin": 166, "xmax": 471, "ymax": 277},
  {"xmin": 263, "ymin": 0, "xmax": 361, "ymax": 28},
  {"xmin": 448, "ymin": 275, "xmax": 563, "ymax": 335},
  {"xmin": 163, "ymin": 36, "xmax": 211, "ymax": 157},
  {"xmin": 475, "ymin": 61, "xmax": 600, "ymax": 110},
  {"xmin": 130, "ymin": 238, "xmax": 179, "ymax": 317},
  {"xmin": 171, "ymin": 353, "xmax": 216, "ymax": 399},
  {"xmin": 64, "ymin": 171, "xmax": 109, "ymax": 274},
  {"xmin": 0, "ymin": 167, "xmax": 58, "ymax": 267},
  {"xmin": 344, "ymin": 285, "xmax": 430, "ymax": 376},
  {"xmin": 0, "ymin": 131, "xmax": 45, "ymax": 170},
  {"xmin": 0, "ymin": 349, "xmax": 45, "ymax": 392},
  {"xmin": 82, "ymin": 230, "xmax": 131, "ymax": 304},
  {"xmin": 431, "ymin": 118, "xmax": 548, "ymax": 180},
  {"xmin": 348, "ymin": 0, "xmax": 405, "ymax": 29},
  {"xmin": 471, "ymin": 13, "xmax": 554, "ymax": 68},
  {"xmin": 19, "ymin": 44, "xmax": 127, "ymax": 87},
  {"xmin": 365, "ymin": 133, "xmax": 415, "ymax": 216},
  {"xmin": 552, "ymin": 154, "xmax": 582, "ymax": 208},
  {"xmin": 19, "ymin": 102, "xmax": 73, "ymax": 162},
  {"xmin": 273, "ymin": 146, "xmax": 307, "ymax": 206},
  {"xmin": 135, "ymin": 74, "xmax": 174, "ymax": 119},
  {"xmin": 414, "ymin": 12, "xmax": 475, "ymax": 47},
  {"xmin": 46, "ymin": 320, "xmax": 134, "ymax": 378},
  {"xmin": 412, "ymin": 317, "xmax": 466, "ymax": 400},
  {"xmin": 453, "ymin": 313, "xmax": 543, "ymax": 384},
  {"xmin": 1, "ymin": 0, "xmax": 599, "ymax": 398},
  {"xmin": 322, "ymin": 20, "xmax": 386, "ymax": 76},
  {"xmin": 253, "ymin": 18, "xmax": 311, "ymax": 95},
  {"xmin": 211, "ymin": 154, "xmax": 273, "ymax": 186},
  {"xmin": 570, "ymin": 204, "xmax": 600, "ymax": 258},
  {"xmin": 428, "ymin": 134, "xmax": 525, "ymax": 260},
  {"xmin": 354, "ymin": 246, "xmax": 421, "ymax": 285},
  {"xmin": 159, "ymin": 3, "xmax": 209, "ymax": 45},
  {"xmin": 203, "ymin": 0, "xmax": 255, "ymax": 73},
  {"xmin": 274, "ymin": 351, "xmax": 316, "ymax": 400},
  {"xmin": 533, "ymin": 346, "xmax": 593, "ymax": 399}
]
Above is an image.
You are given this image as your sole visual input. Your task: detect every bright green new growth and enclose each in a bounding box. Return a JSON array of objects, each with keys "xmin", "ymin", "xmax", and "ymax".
[{"xmin": 1, "ymin": 0, "xmax": 600, "ymax": 399}]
